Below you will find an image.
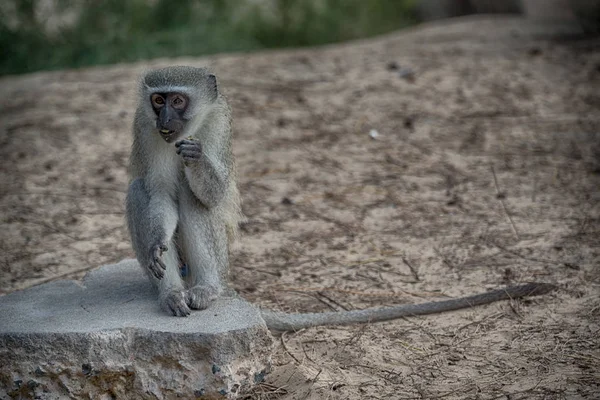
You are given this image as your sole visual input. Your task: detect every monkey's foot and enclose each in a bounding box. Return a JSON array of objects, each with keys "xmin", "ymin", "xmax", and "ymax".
[
  {"xmin": 185, "ymin": 284, "xmax": 220, "ymax": 310},
  {"xmin": 159, "ymin": 290, "xmax": 191, "ymax": 317}
]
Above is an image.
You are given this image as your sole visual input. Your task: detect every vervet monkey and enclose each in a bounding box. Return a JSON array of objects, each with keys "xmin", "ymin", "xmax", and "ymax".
[
  {"xmin": 127, "ymin": 66, "xmax": 242, "ymax": 317},
  {"xmin": 126, "ymin": 66, "xmax": 555, "ymax": 329}
]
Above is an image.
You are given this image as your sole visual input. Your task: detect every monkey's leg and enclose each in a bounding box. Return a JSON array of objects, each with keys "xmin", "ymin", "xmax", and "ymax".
[
  {"xmin": 126, "ymin": 178, "xmax": 191, "ymax": 317},
  {"xmin": 178, "ymin": 188, "xmax": 229, "ymax": 310},
  {"xmin": 156, "ymin": 238, "xmax": 191, "ymax": 317}
]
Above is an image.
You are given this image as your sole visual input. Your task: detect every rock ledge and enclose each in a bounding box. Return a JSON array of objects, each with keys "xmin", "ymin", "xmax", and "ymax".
[{"xmin": 0, "ymin": 259, "xmax": 273, "ymax": 399}]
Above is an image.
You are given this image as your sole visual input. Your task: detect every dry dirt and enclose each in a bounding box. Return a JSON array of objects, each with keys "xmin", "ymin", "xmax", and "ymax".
[{"xmin": 1, "ymin": 16, "xmax": 600, "ymax": 400}]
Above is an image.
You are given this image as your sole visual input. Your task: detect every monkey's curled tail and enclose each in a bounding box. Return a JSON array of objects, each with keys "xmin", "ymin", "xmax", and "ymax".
[{"xmin": 260, "ymin": 282, "xmax": 556, "ymax": 331}]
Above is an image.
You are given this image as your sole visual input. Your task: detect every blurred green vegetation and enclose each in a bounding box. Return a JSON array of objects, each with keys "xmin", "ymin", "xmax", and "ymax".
[{"xmin": 0, "ymin": 0, "xmax": 418, "ymax": 76}]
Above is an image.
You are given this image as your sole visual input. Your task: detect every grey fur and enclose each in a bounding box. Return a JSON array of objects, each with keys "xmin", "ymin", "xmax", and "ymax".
[{"xmin": 127, "ymin": 66, "xmax": 242, "ymax": 316}]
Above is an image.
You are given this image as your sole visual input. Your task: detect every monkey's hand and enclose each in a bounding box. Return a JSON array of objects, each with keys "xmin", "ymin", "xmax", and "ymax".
[
  {"xmin": 148, "ymin": 243, "xmax": 168, "ymax": 279},
  {"xmin": 175, "ymin": 137, "xmax": 226, "ymax": 208},
  {"xmin": 175, "ymin": 139, "xmax": 202, "ymax": 165}
]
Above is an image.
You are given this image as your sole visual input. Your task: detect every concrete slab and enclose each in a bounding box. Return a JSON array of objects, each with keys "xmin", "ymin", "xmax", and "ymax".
[{"xmin": 0, "ymin": 259, "xmax": 273, "ymax": 399}]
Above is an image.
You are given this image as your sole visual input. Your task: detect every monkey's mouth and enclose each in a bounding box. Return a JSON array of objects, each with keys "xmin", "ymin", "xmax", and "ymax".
[{"xmin": 159, "ymin": 128, "xmax": 177, "ymax": 141}]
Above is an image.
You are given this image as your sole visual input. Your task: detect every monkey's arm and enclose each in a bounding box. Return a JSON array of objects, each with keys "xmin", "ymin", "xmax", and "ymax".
[
  {"xmin": 147, "ymin": 192, "xmax": 179, "ymax": 242},
  {"xmin": 176, "ymin": 139, "xmax": 230, "ymax": 209},
  {"xmin": 260, "ymin": 282, "xmax": 556, "ymax": 331},
  {"xmin": 126, "ymin": 178, "xmax": 179, "ymax": 279}
]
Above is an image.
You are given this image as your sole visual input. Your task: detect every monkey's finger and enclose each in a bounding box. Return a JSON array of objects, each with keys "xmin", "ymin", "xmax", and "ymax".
[
  {"xmin": 175, "ymin": 139, "xmax": 197, "ymax": 147},
  {"xmin": 180, "ymin": 149, "xmax": 202, "ymax": 156},
  {"xmin": 176, "ymin": 147, "xmax": 201, "ymax": 157},
  {"xmin": 151, "ymin": 248, "xmax": 167, "ymax": 270},
  {"xmin": 177, "ymin": 142, "xmax": 200, "ymax": 148},
  {"xmin": 155, "ymin": 257, "xmax": 167, "ymax": 271},
  {"xmin": 152, "ymin": 246, "xmax": 167, "ymax": 261},
  {"xmin": 177, "ymin": 144, "xmax": 201, "ymax": 151},
  {"xmin": 177, "ymin": 144, "xmax": 202, "ymax": 153},
  {"xmin": 172, "ymin": 305, "xmax": 191, "ymax": 317},
  {"xmin": 164, "ymin": 295, "xmax": 191, "ymax": 317},
  {"xmin": 149, "ymin": 264, "xmax": 165, "ymax": 279},
  {"xmin": 175, "ymin": 140, "xmax": 198, "ymax": 150},
  {"xmin": 180, "ymin": 151, "xmax": 202, "ymax": 160}
]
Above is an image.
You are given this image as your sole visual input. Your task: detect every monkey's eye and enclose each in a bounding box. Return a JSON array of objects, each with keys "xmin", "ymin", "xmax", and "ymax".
[
  {"xmin": 151, "ymin": 94, "xmax": 165, "ymax": 107},
  {"xmin": 172, "ymin": 95, "xmax": 187, "ymax": 110}
]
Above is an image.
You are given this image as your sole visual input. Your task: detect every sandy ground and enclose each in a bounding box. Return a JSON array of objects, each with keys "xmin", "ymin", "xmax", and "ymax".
[{"xmin": 1, "ymin": 16, "xmax": 599, "ymax": 399}]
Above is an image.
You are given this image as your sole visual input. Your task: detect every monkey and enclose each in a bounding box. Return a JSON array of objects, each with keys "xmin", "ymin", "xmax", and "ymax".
[
  {"xmin": 126, "ymin": 65, "xmax": 243, "ymax": 317},
  {"xmin": 126, "ymin": 66, "xmax": 556, "ymax": 329}
]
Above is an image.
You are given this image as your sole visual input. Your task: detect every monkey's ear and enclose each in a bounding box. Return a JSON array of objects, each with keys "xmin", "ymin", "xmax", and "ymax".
[{"xmin": 207, "ymin": 74, "xmax": 218, "ymax": 101}]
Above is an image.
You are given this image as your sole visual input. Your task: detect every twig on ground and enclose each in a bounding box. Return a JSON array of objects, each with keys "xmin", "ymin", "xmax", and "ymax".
[
  {"xmin": 281, "ymin": 331, "xmax": 302, "ymax": 365},
  {"xmin": 402, "ymin": 257, "xmax": 420, "ymax": 281},
  {"xmin": 316, "ymin": 291, "xmax": 349, "ymax": 311},
  {"xmin": 490, "ymin": 164, "xmax": 520, "ymax": 240}
]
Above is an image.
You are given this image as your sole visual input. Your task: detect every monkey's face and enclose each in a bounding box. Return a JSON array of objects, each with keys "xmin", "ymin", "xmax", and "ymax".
[{"xmin": 150, "ymin": 92, "xmax": 189, "ymax": 143}]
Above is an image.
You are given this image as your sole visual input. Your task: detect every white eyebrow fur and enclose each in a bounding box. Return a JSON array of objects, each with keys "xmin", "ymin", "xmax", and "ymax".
[{"xmin": 144, "ymin": 86, "xmax": 196, "ymax": 95}]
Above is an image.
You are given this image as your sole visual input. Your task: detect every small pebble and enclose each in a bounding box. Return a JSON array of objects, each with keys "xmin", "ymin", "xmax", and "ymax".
[{"xmin": 369, "ymin": 129, "xmax": 380, "ymax": 140}]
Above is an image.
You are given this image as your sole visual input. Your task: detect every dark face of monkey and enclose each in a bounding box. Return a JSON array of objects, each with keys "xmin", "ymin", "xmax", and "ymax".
[{"xmin": 150, "ymin": 92, "xmax": 189, "ymax": 142}]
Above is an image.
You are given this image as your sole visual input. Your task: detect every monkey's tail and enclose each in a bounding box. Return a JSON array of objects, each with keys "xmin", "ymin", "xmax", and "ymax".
[{"xmin": 260, "ymin": 282, "xmax": 556, "ymax": 331}]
